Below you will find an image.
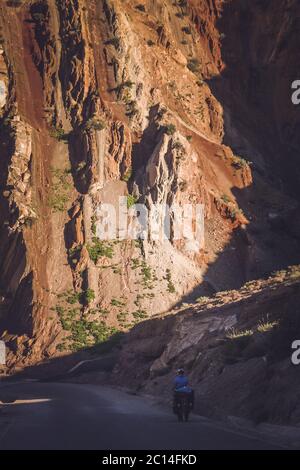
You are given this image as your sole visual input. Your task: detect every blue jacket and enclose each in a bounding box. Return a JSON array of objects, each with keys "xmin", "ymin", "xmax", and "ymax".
[{"xmin": 174, "ymin": 375, "xmax": 188, "ymax": 390}]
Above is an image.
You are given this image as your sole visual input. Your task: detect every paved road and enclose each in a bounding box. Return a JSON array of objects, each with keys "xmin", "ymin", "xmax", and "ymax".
[{"xmin": 0, "ymin": 382, "xmax": 280, "ymax": 450}]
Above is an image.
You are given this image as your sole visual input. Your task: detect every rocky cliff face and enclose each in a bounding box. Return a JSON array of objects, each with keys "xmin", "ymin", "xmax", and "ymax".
[{"xmin": 0, "ymin": 0, "xmax": 299, "ymax": 371}]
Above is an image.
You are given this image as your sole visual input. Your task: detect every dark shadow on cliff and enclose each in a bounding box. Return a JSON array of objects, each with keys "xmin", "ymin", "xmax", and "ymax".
[
  {"xmin": 68, "ymin": 130, "xmax": 93, "ymax": 194},
  {"xmin": 131, "ymin": 104, "xmax": 163, "ymax": 175},
  {"xmin": 176, "ymin": 182, "xmax": 300, "ymax": 305},
  {"xmin": 208, "ymin": 0, "xmax": 300, "ymax": 200},
  {"xmin": 174, "ymin": 0, "xmax": 300, "ymax": 304}
]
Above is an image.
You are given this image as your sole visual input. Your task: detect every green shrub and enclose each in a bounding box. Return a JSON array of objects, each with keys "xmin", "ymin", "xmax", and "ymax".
[
  {"xmin": 48, "ymin": 168, "xmax": 72, "ymax": 212},
  {"xmin": 111, "ymin": 298, "xmax": 125, "ymax": 307},
  {"xmin": 131, "ymin": 258, "xmax": 140, "ymax": 270},
  {"xmin": 66, "ymin": 291, "xmax": 80, "ymax": 305},
  {"xmin": 187, "ymin": 58, "xmax": 200, "ymax": 73},
  {"xmin": 49, "ymin": 193, "xmax": 69, "ymax": 212},
  {"xmin": 84, "ymin": 288, "xmax": 95, "ymax": 304},
  {"xmin": 141, "ymin": 262, "xmax": 151, "ymax": 282},
  {"xmin": 257, "ymin": 317, "xmax": 279, "ymax": 333},
  {"xmin": 164, "ymin": 123, "xmax": 176, "ymax": 135},
  {"xmin": 49, "ymin": 125, "xmax": 69, "ymax": 142},
  {"xmin": 87, "ymin": 238, "xmax": 114, "ymax": 263},
  {"xmin": 221, "ymin": 194, "xmax": 231, "ymax": 204},
  {"xmin": 231, "ymin": 156, "xmax": 248, "ymax": 169},
  {"xmin": 127, "ymin": 194, "xmax": 138, "ymax": 208},
  {"xmin": 132, "ymin": 309, "xmax": 148, "ymax": 319},
  {"xmin": 122, "ymin": 167, "xmax": 132, "ymax": 182},
  {"xmin": 226, "ymin": 328, "xmax": 253, "ymax": 339},
  {"xmin": 85, "ymin": 118, "xmax": 106, "ymax": 131},
  {"xmin": 54, "ymin": 290, "xmax": 121, "ymax": 351},
  {"xmin": 166, "ymin": 268, "xmax": 176, "ymax": 293},
  {"xmin": 76, "ymin": 161, "xmax": 87, "ymax": 172},
  {"xmin": 105, "ymin": 37, "xmax": 120, "ymax": 49},
  {"xmin": 91, "ymin": 216, "xmax": 97, "ymax": 235}
]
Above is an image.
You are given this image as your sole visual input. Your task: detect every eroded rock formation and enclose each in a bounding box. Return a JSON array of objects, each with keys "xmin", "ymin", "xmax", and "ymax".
[{"xmin": 0, "ymin": 0, "xmax": 299, "ymax": 372}]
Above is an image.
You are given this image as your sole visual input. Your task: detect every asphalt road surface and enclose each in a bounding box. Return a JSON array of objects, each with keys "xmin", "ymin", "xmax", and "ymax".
[{"xmin": 0, "ymin": 382, "xmax": 281, "ymax": 450}]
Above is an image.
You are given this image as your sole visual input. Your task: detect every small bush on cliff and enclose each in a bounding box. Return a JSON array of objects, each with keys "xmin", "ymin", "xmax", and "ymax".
[
  {"xmin": 164, "ymin": 123, "xmax": 176, "ymax": 135},
  {"xmin": 49, "ymin": 125, "xmax": 69, "ymax": 142},
  {"xmin": 85, "ymin": 118, "xmax": 106, "ymax": 131},
  {"xmin": 104, "ymin": 37, "xmax": 120, "ymax": 49},
  {"xmin": 187, "ymin": 58, "xmax": 200, "ymax": 73},
  {"xmin": 257, "ymin": 317, "xmax": 279, "ymax": 333},
  {"xmin": 132, "ymin": 310, "xmax": 148, "ymax": 320},
  {"xmin": 165, "ymin": 269, "xmax": 176, "ymax": 293},
  {"xmin": 49, "ymin": 167, "xmax": 72, "ymax": 212},
  {"xmin": 122, "ymin": 167, "xmax": 132, "ymax": 182},
  {"xmin": 91, "ymin": 215, "xmax": 97, "ymax": 235},
  {"xmin": 83, "ymin": 288, "xmax": 95, "ymax": 305},
  {"xmin": 221, "ymin": 194, "xmax": 231, "ymax": 204},
  {"xmin": 127, "ymin": 194, "xmax": 138, "ymax": 208},
  {"xmin": 231, "ymin": 156, "xmax": 248, "ymax": 170},
  {"xmin": 87, "ymin": 238, "xmax": 114, "ymax": 263},
  {"xmin": 226, "ymin": 328, "xmax": 253, "ymax": 340},
  {"xmin": 66, "ymin": 290, "xmax": 80, "ymax": 305},
  {"xmin": 111, "ymin": 298, "xmax": 126, "ymax": 308}
]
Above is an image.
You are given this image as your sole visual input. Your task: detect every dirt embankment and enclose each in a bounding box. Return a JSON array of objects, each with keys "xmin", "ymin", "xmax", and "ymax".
[{"xmin": 110, "ymin": 266, "xmax": 300, "ymax": 426}]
